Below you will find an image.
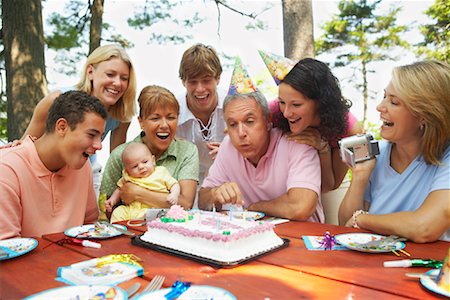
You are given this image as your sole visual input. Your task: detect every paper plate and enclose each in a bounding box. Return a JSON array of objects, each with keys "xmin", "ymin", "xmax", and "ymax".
[
  {"xmin": 24, "ymin": 285, "xmax": 126, "ymax": 300},
  {"xmin": 224, "ymin": 211, "xmax": 265, "ymax": 221},
  {"xmin": 0, "ymin": 237, "xmax": 38, "ymax": 261},
  {"xmin": 136, "ymin": 285, "xmax": 236, "ymax": 299},
  {"xmin": 420, "ymin": 269, "xmax": 450, "ymax": 298},
  {"xmin": 334, "ymin": 233, "xmax": 405, "ymax": 253},
  {"xmin": 64, "ymin": 224, "xmax": 127, "ymax": 239}
]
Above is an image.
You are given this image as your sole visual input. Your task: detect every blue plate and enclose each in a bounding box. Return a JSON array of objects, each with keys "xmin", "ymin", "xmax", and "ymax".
[
  {"xmin": 136, "ymin": 285, "xmax": 236, "ymax": 299},
  {"xmin": 420, "ymin": 269, "xmax": 450, "ymax": 298},
  {"xmin": 24, "ymin": 285, "xmax": 126, "ymax": 299},
  {"xmin": 334, "ymin": 233, "xmax": 406, "ymax": 253},
  {"xmin": 0, "ymin": 237, "xmax": 38, "ymax": 261},
  {"xmin": 64, "ymin": 224, "xmax": 127, "ymax": 239}
]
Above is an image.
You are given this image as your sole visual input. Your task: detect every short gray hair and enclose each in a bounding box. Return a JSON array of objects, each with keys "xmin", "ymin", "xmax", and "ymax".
[{"xmin": 223, "ymin": 90, "xmax": 270, "ymax": 119}]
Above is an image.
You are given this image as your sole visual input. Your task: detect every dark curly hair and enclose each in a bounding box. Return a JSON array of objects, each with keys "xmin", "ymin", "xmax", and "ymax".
[
  {"xmin": 45, "ymin": 90, "xmax": 107, "ymax": 132},
  {"xmin": 273, "ymin": 58, "xmax": 351, "ymax": 143}
]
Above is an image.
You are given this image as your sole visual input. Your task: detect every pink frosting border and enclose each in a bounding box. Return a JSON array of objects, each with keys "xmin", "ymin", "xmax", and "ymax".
[{"xmin": 148, "ymin": 216, "xmax": 275, "ymax": 243}]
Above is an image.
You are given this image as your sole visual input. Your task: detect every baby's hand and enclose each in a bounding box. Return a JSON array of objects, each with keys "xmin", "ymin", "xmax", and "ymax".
[
  {"xmin": 166, "ymin": 194, "xmax": 178, "ymax": 205},
  {"xmin": 105, "ymin": 200, "xmax": 113, "ymax": 212}
]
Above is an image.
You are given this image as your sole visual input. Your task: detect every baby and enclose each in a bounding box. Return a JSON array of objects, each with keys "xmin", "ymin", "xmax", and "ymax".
[{"xmin": 106, "ymin": 142, "xmax": 180, "ymax": 222}]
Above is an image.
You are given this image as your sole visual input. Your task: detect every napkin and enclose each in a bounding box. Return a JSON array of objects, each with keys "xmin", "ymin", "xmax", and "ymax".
[{"xmin": 302, "ymin": 235, "xmax": 348, "ymax": 250}]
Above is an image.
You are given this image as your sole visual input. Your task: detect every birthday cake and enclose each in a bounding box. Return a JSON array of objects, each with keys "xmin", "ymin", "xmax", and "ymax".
[
  {"xmin": 437, "ymin": 248, "xmax": 450, "ymax": 292},
  {"xmin": 139, "ymin": 205, "xmax": 284, "ymax": 264}
]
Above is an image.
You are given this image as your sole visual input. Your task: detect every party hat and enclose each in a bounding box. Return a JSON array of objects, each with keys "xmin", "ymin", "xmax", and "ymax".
[
  {"xmin": 258, "ymin": 50, "xmax": 296, "ymax": 85},
  {"xmin": 228, "ymin": 57, "xmax": 257, "ymax": 95}
]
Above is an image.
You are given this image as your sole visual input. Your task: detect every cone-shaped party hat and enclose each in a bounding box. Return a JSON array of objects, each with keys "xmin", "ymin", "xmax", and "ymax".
[
  {"xmin": 258, "ymin": 50, "xmax": 296, "ymax": 85},
  {"xmin": 227, "ymin": 57, "xmax": 258, "ymax": 95}
]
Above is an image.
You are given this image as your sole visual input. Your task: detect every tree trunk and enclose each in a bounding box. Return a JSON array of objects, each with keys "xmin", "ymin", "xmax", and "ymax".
[
  {"xmin": 362, "ymin": 59, "xmax": 368, "ymax": 127},
  {"xmin": 282, "ymin": 0, "xmax": 315, "ymax": 60},
  {"xmin": 89, "ymin": 0, "xmax": 104, "ymax": 54},
  {"xmin": 3, "ymin": 0, "xmax": 47, "ymax": 140}
]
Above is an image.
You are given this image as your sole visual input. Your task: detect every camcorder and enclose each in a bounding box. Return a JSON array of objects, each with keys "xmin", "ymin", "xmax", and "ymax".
[{"xmin": 338, "ymin": 133, "xmax": 380, "ymax": 167}]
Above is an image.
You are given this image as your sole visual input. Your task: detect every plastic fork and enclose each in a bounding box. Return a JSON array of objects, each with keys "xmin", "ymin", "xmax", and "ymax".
[
  {"xmin": 125, "ymin": 282, "xmax": 141, "ymax": 298},
  {"xmin": 130, "ymin": 275, "xmax": 165, "ymax": 299}
]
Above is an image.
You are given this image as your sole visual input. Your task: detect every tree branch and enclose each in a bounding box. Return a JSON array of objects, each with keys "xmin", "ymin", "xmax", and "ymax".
[
  {"xmin": 214, "ymin": 0, "xmax": 222, "ymax": 37},
  {"xmin": 213, "ymin": 0, "xmax": 257, "ymax": 19}
]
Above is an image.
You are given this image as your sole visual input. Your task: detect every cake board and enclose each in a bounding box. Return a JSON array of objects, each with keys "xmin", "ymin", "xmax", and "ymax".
[{"xmin": 131, "ymin": 235, "xmax": 290, "ymax": 269}]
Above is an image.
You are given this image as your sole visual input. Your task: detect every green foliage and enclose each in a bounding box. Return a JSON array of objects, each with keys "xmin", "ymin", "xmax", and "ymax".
[
  {"xmin": 45, "ymin": 1, "xmax": 88, "ymax": 50},
  {"xmin": 245, "ymin": 19, "xmax": 268, "ymax": 31},
  {"xmin": 254, "ymin": 70, "xmax": 277, "ymax": 101},
  {"xmin": 416, "ymin": 0, "xmax": 449, "ymax": 63},
  {"xmin": 364, "ymin": 121, "xmax": 381, "ymax": 140},
  {"xmin": 127, "ymin": 0, "xmax": 175, "ymax": 29},
  {"xmin": 315, "ymin": 0, "xmax": 409, "ymax": 124},
  {"xmin": 45, "ymin": 0, "xmax": 133, "ymax": 76},
  {"xmin": 45, "ymin": 0, "xmax": 208, "ymax": 64},
  {"xmin": 127, "ymin": 1, "xmax": 204, "ymax": 44},
  {"xmin": 316, "ymin": 0, "xmax": 409, "ymax": 66}
]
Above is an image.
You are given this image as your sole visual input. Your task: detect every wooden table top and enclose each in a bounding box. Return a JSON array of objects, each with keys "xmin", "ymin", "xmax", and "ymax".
[
  {"xmin": 268, "ymin": 221, "xmax": 449, "ymax": 299},
  {"xmin": 2, "ymin": 220, "xmax": 448, "ymax": 299},
  {"xmin": 40, "ymin": 232, "xmax": 406, "ymax": 299}
]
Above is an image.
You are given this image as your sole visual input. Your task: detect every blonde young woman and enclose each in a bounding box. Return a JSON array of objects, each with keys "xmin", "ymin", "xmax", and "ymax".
[
  {"xmin": 338, "ymin": 61, "xmax": 450, "ymax": 243},
  {"xmin": 16, "ymin": 44, "xmax": 137, "ymax": 196},
  {"xmin": 24, "ymin": 44, "xmax": 136, "ymax": 150}
]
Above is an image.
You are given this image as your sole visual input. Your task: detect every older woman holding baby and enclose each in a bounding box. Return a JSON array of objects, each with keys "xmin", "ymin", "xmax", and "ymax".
[{"xmin": 99, "ymin": 85, "xmax": 199, "ymax": 220}]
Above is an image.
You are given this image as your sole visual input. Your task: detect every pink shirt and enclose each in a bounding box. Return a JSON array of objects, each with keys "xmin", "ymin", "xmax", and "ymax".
[
  {"xmin": 0, "ymin": 137, "xmax": 99, "ymax": 239},
  {"xmin": 202, "ymin": 129, "xmax": 324, "ymax": 223}
]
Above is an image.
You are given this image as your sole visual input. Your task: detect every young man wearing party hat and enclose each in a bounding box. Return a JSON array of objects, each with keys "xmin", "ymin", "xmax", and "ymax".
[
  {"xmin": 176, "ymin": 44, "xmax": 227, "ymax": 190},
  {"xmin": 198, "ymin": 57, "xmax": 324, "ymax": 222}
]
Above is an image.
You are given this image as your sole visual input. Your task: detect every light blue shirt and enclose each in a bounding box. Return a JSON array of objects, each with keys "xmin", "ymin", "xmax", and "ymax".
[{"xmin": 365, "ymin": 140, "xmax": 450, "ymax": 240}]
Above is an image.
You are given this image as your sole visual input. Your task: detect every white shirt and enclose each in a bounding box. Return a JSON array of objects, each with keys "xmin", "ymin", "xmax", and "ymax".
[{"xmin": 176, "ymin": 88, "xmax": 227, "ymax": 186}]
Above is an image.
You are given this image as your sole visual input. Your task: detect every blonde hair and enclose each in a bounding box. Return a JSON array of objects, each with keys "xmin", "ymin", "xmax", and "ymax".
[
  {"xmin": 75, "ymin": 44, "xmax": 137, "ymax": 122},
  {"xmin": 391, "ymin": 60, "xmax": 450, "ymax": 165},
  {"xmin": 179, "ymin": 43, "xmax": 222, "ymax": 81},
  {"xmin": 138, "ymin": 85, "xmax": 179, "ymax": 119}
]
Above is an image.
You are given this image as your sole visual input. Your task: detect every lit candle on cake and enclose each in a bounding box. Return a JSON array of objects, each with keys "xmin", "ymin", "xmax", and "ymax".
[{"xmin": 185, "ymin": 212, "xmax": 189, "ymax": 223}]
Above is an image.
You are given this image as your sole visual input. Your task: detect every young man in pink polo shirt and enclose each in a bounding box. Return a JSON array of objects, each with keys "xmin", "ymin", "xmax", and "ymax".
[
  {"xmin": 199, "ymin": 58, "xmax": 324, "ymax": 222},
  {"xmin": 0, "ymin": 91, "xmax": 107, "ymax": 239}
]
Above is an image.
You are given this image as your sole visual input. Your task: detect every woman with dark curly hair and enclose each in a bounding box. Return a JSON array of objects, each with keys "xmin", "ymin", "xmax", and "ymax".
[{"xmin": 263, "ymin": 55, "xmax": 363, "ymax": 192}]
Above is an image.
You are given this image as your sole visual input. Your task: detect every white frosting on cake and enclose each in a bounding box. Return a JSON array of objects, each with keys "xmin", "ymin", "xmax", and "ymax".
[{"xmin": 140, "ymin": 210, "xmax": 284, "ymax": 263}]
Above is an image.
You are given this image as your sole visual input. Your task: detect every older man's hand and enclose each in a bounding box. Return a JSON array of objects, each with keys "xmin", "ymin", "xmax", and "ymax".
[{"xmin": 211, "ymin": 182, "xmax": 245, "ymax": 206}]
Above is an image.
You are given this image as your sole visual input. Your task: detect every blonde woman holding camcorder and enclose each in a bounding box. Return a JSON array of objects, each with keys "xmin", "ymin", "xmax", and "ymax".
[{"xmin": 338, "ymin": 61, "xmax": 450, "ymax": 243}]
